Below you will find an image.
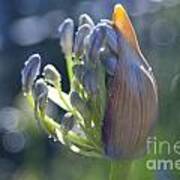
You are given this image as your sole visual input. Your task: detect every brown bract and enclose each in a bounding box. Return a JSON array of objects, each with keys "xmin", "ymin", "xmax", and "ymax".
[{"xmin": 102, "ymin": 4, "xmax": 158, "ymax": 159}]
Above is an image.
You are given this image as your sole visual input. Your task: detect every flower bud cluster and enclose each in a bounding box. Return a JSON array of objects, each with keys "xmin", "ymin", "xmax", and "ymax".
[{"xmin": 21, "ymin": 4, "xmax": 158, "ymax": 160}]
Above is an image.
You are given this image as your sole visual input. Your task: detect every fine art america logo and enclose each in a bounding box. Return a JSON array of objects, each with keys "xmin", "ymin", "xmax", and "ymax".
[{"xmin": 146, "ymin": 137, "xmax": 180, "ymax": 170}]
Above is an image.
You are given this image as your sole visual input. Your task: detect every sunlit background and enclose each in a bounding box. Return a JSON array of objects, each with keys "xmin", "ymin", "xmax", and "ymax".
[{"xmin": 0, "ymin": 0, "xmax": 180, "ymax": 179}]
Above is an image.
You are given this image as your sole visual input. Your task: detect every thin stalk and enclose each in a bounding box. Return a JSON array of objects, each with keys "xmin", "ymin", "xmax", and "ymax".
[
  {"xmin": 66, "ymin": 55, "xmax": 73, "ymax": 84},
  {"xmin": 109, "ymin": 160, "xmax": 132, "ymax": 180}
]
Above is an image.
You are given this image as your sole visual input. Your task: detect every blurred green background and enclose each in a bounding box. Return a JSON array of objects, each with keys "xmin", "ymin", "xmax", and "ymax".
[{"xmin": 0, "ymin": 0, "xmax": 180, "ymax": 179}]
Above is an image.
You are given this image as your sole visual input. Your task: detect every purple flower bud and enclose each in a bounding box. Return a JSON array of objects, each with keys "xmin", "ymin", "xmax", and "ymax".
[
  {"xmin": 74, "ymin": 24, "xmax": 92, "ymax": 58},
  {"xmin": 83, "ymin": 69, "xmax": 97, "ymax": 94},
  {"xmin": 58, "ymin": 18, "xmax": 74, "ymax": 57},
  {"xmin": 103, "ymin": 57, "xmax": 117, "ymax": 76},
  {"xmin": 97, "ymin": 23, "xmax": 119, "ymax": 55},
  {"xmin": 32, "ymin": 78, "xmax": 48, "ymax": 110},
  {"xmin": 21, "ymin": 54, "xmax": 41, "ymax": 94},
  {"xmin": 99, "ymin": 48, "xmax": 117, "ymax": 76},
  {"xmin": 79, "ymin": 14, "xmax": 95, "ymax": 28},
  {"xmin": 62, "ymin": 112, "xmax": 75, "ymax": 131},
  {"xmin": 86, "ymin": 27, "xmax": 105, "ymax": 63},
  {"xmin": 43, "ymin": 64, "xmax": 61, "ymax": 88}
]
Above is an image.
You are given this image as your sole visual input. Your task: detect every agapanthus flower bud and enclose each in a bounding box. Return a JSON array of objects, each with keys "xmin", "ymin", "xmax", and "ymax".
[
  {"xmin": 62, "ymin": 112, "xmax": 75, "ymax": 131},
  {"xmin": 74, "ymin": 24, "xmax": 92, "ymax": 58},
  {"xmin": 21, "ymin": 54, "xmax": 41, "ymax": 94},
  {"xmin": 32, "ymin": 78, "xmax": 48, "ymax": 110},
  {"xmin": 102, "ymin": 57, "xmax": 117, "ymax": 76},
  {"xmin": 58, "ymin": 18, "xmax": 74, "ymax": 57},
  {"xmin": 99, "ymin": 48, "xmax": 117, "ymax": 76},
  {"xmin": 83, "ymin": 69, "xmax": 97, "ymax": 94},
  {"xmin": 86, "ymin": 27, "xmax": 105, "ymax": 63},
  {"xmin": 96, "ymin": 23, "xmax": 119, "ymax": 55},
  {"xmin": 43, "ymin": 64, "xmax": 61, "ymax": 88},
  {"xmin": 79, "ymin": 14, "xmax": 95, "ymax": 28},
  {"xmin": 21, "ymin": 3, "xmax": 158, "ymax": 162}
]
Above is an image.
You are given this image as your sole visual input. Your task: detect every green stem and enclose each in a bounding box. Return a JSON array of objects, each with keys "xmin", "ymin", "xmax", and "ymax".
[
  {"xmin": 109, "ymin": 160, "xmax": 132, "ymax": 180},
  {"xmin": 66, "ymin": 55, "xmax": 73, "ymax": 84}
]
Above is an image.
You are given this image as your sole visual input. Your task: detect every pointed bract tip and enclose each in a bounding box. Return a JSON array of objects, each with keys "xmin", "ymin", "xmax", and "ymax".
[
  {"xmin": 112, "ymin": 3, "xmax": 141, "ymax": 55},
  {"xmin": 113, "ymin": 4, "xmax": 124, "ymax": 18}
]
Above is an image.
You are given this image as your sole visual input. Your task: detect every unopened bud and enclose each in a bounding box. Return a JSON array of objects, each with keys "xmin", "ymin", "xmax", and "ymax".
[
  {"xmin": 79, "ymin": 14, "xmax": 94, "ymax": 27},
  {"xmin": 83, "ymin": 69, "xmax": 97, "ymax": 94},
  {"xmin": 99, "ymin": 48, "xmax": 117, "ymax": 76},
  {"xmin": 103, "ymin": 57, "xmax": 117, "ymax": 76},
  {"xmin": 21, "ymin": 54, "xmax": 41, "ymax": 94},
  {"xmin": 58, "ymin": 18, "xmax": 74, "ymax": 57},
  {"xmin": 43, "ymin": 64, "xmax": 61, "ymax": 88},
  {"xmin": 97, "ymin": 23, "xmax": 119, "ymax": 55},
  {"xmin": 86, "ymin": 27, "xmax": 105, "ymax": 63},
  {"xmin": 74, "ymin": 24, "xmax": 92, "ymax": 58},
  {"xmin": 33, "ymin": 78, "xmax": 48, "ymax": 110}
]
